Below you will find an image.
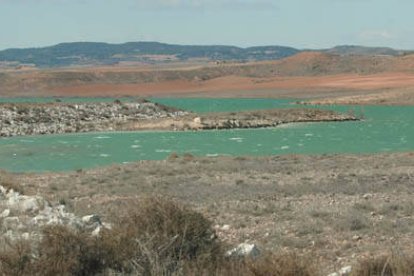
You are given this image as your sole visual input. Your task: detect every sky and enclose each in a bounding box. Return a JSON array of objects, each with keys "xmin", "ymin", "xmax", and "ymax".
[{"xmin": 0, "ymin": 0, "xmax": 413, "ymax": 50}]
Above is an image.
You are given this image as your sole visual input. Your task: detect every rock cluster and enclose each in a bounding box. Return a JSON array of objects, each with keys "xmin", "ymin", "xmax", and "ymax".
[
  {"xmin": 0, "ymin": 185, "xmax": 107, "ymax": 243},
  {"xmin": 226, "ymin": 243, "xmax": 261, "ymax": 258},
  {"xmin": 0, "ymin": 101, "xmax": 187, "ymax": 137},
  {"xmin": 188, "ymin": 108, "xmax": 358, "ymax": 131},
  {"xmin": 328, "ymin": 265, "xmax": 352, "ymax": 276}
]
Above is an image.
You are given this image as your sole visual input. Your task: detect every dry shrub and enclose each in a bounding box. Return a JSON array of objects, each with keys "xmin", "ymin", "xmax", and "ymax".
[
  {"xmin": 34, "ymin": 225, "xmax": 105, "ymax": 276},
  {"xmin": 244, "ymin": 253, "xmax": 317, "ymax": 276},
  {"xmin": 167, "ymin": 152, "xmax": 179, "ymax": 161},
  {"xmin": 0, "ymin": 197, "xmax": 221, "ymax": 276},
  {"xmin": 182, "ymin": 252, "xmax": 318, "ymax": 276},
  {"xmin": 182, "ymin": 153, "xmax": 195, "ymax": 162},
  {"xmin": 0, "ymin": 240, "xmax": 32, "ymax": 276},
  {"xmin": 0, "ymin": 170, "xmax": 24, "ymax": 194},
  {"xmin": 0, "ymin": 198, "xmax": 319, "ymax": 276},
  {"xmin": 351, "ymin": 253, "xmax": 414, "ymax": 276},
  {"xmin": 103, "ymin": 197, "xmax": 222, "ymax": 274}
]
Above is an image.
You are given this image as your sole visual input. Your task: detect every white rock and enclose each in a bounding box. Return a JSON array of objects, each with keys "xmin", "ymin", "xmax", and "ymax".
[
  {"xmin": 0, "ymin": 209, "xmax": 10, "ymax": 218},
  {"xmin": 0, "ymin": 185, "xmax": 7, "ymax": 195},
  {"xmin": 20, "ymin": 197, "xmax": 41, "ymax": 213},
  {"xmin": 226, "ymin": 243, "xmax": 260, "ymax": 258},
  {"xmin": 339, "ymin": 265, "xmax": 352, "ymax": 275},
  {"xmin": 91, "ymin": 226, "xmax": 102, "ymax": 237},
  {"xmin": 82, "ymin": 214, "xmax": 101, "ymax": 225},
  {"xmin": 3, "ymin": 217, "xmax": 20, "ymax": 229},
  {"xmin": 363, "ymin": 193, "xmax": 373, "ymax": 200},
  {"xmin": 327, "ymin": 273, "xmax": 339, "ymax": 276},
  {"xmin": 193, "ymin": 117, "xmax": 202, "ymax": 124},
  {"xmin": 221, "ymin": 224, "xmax": 231, "ymax": 231},
  {"xmin": 102, "ymin": 222, "xmax": 112, "ymax": 230},
  {"xmin": 352, "ymin": 235, "xmax": 362, "ymax": 241}
]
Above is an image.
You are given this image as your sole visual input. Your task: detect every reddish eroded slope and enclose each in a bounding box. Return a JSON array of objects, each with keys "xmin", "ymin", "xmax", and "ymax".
[{"xmin": 1, "ymin": 52, "xmax": 414, "ymax": 102}]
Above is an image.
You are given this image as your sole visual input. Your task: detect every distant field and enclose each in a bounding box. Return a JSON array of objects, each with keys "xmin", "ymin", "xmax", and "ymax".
[{"xmin": 2, "ymin": 51, "xmax": 414, "ymax": 104}]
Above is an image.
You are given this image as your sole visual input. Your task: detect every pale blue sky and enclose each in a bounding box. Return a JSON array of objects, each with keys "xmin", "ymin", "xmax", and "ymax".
[{"xmin": 0, "ymin": 0, "xmax": 413, "ymax": 50}]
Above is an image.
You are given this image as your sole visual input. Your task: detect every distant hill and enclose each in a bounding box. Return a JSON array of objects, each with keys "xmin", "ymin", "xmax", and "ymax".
[
  {"xmin": 323, "ymin": 45, "xmax": 403, "ymax": 56},
  {"xmin": 0, "ymin": 42, "xmax": 409, "ymax": 68},
  {"xmin": 0, "ymin": 42, "xmax": 299, "ymax": 68}
]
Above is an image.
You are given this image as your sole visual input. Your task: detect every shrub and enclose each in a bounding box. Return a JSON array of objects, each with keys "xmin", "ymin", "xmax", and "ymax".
[
  {"xmin": 244, "ymin": 253, "xmax": 317, "ymax": 276},
  {"xmin": 0, "ymin": 240, "xmax": 32, "ymax": 276},
  {"xmin": 351, "ymin": 253, "xmax": 414, "ymax": 276},
  {"xmin": 0, "ymin": 197, "xmax": 221, "ymax": 275},
  {"xmin": 104, "ymin": 197, "xmax": 222, "ymax": 274},
  {"xmin": 34, "ymin": 225, "xmax": 105, "ymax": 276},
  {"xmin": 182, "ymin": 252, "xmax": 318, "ymax": 276},
  {"xmin": 167, "ymin": 152, "xmax": 179, "ymax": 161},
  {"xmin": 183, "ymin": 153, "xmax": 195, "ymax": 162},
  {"xmin": 0, "ymin": 197, "xmax": 319, "ymax": 276}
]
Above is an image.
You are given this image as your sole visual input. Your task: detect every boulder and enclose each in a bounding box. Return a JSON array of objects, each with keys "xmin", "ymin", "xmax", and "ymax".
[
  {"xmin": 226, "ymin": 243, "xmax": 260, "ymax": 258},
  {"xmin": 0, "ymin": 209, "xmax": 10, "ymax": 218},
  {"xmin": 339, "ymin": 266, "xmax": 352, "ymax": 275},
  {"xmin": 328, "ymin": 265, "xmax": 352, "ymax": 276},
  {"xmin": 82, "ymin": 214, "xmax": 101, "ymax": 225}
]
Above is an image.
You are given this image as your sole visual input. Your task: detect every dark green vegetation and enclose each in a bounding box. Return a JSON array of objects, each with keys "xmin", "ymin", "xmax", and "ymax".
[
  {"xmin": 1, "ymin": 42, "xmax": 410, "ymax": 68},
  {"xmin": 0, "ymin": 42, "xmax": 299, "ymax": 67},
  {"xmin": 324, "ymin": 45, "xmax": 406, "ymax": 56}
]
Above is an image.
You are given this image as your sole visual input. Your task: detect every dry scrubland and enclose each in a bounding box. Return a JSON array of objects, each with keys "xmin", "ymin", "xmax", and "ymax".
[{"xmin": 1, "ymin": 152, "xmax": 414, "ymax": 275}]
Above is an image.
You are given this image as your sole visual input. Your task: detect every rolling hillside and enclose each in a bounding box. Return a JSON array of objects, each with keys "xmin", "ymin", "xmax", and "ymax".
[
  {"xmin": 0, "ymin": 42, "xmax": 299, "ymax": 67},
  {"xmin": 0, "ymin": 42, "xmax": 409, "ymax": 68}
]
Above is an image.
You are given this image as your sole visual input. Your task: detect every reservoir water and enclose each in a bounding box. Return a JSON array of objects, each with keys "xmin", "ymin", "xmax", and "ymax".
[{"xmin": 0, "ymin": 98, "xmax": 413, "ymax": 172}]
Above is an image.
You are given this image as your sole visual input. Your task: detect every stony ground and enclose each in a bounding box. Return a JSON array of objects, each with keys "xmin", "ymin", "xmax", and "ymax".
[
  {"xmin": 8, "ymin": 152, "xmax": 414, "ymax": 274},
  {"xmin": 0, "ymin": 100, "xmax": 186, "ymax": 137},
  {"xmin": 0, "ymin": 100, "xmax": 356, "ymax": 136}
]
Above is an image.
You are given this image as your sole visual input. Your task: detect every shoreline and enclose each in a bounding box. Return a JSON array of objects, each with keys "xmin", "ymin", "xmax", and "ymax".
[{"xmin": 0, "ymin": 101, "xmax": 357, "ymax": 137}]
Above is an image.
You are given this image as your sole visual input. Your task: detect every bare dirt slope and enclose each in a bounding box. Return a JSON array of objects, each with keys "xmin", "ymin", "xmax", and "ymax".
[{"xmin": 2, "ymin": 52, "xmax": 414, "ymax": 104}]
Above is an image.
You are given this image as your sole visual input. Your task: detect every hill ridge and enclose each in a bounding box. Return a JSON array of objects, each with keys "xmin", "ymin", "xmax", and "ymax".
[{"xmin": 0, "ymin": 42, "xmax": 409, "ymax": 68}]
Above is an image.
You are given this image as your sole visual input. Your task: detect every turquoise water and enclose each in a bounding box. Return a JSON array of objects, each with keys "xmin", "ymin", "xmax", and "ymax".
[{"xmin": 0, "ymin": 98, "xmax": 413, "ymax": 172}]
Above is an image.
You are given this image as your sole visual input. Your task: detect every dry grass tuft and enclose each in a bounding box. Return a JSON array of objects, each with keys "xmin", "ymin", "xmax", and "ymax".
[
  {"xmin": 0, "ymin": 239, "xmax": 32, "ymax": 276},
  {"xmin": 0, "ymin": 170, "xmax": 24, "ymax": 194},
  {"xmin": 183, "ymin": 252, "xmax": 318, "ymax": 276},
  {"xmin": 244, "ymin": 252, "xmax": 318, "ymax": 276},
  {"xmin": 351, "ymin": 253, "xmax": 414, "ymax": 276}
]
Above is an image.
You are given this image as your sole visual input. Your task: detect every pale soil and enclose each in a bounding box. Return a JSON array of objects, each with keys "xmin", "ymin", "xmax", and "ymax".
[{"xmin": 12, "ymin": 152, "xmax": 414, "ymax": 274}]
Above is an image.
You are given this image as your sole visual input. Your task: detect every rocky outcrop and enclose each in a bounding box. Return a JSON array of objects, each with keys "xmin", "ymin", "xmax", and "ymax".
[
  {"xmin": 128, "ymin": 108, "xmax": 358, "ymax": 131},
  {"xmin": 0, "ymin": 101, "xmax": 187, "ymax": 137},
  {"xmin": 0, "ymin": 185, "xmax": 107, "ymax": 243},
  {"xmin": 0, "ymin": 101, "xmax": 357, "ymax": 137}
]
